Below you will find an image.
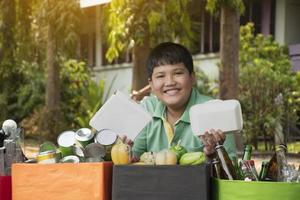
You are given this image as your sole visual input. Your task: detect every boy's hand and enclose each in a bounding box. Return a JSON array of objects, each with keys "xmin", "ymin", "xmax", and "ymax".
[
  {"xmin": 198, "ymin": 129, "xmax": 225, "ymax": 157},
  {"xmin": 119, "ymin": 135, "xmax": 134, "ymax": 146},
  {"xmin": 119, "ymin": 135, "xmax": 140, "ymax": 162}
]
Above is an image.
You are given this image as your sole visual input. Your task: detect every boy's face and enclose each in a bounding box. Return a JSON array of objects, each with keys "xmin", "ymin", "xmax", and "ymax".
[{"xmin": 149, "ymin": 63, "xmax": 195, "ymax": 110}]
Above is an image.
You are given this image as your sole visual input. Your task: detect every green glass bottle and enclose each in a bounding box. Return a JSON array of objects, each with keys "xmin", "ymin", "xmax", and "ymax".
[
  {"xmin": 242, "ymin": 145, "xmax": 252, "ymax": 161},
  {"xmin": 259, "ymin": 161, "xmax": 269, "ymax": 181},
  {"xmin": 232, "ymin": 156, "xmax": 242, "ymax": 180}
]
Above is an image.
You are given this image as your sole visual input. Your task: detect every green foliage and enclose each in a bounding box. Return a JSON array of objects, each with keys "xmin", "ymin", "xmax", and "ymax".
[
  {"xmin": 206, "ymin": 0, "xmax": 245, "ymax": 14},
  {"xmin": 195, "ymin": 69, "xmax": 218, "ymax": 98},
  {"xmin": 21, "ymin": 58, "xmax": 108, "ymax": 139},
  {"xmin": 74, "ymin": 80, "xmax": 105, "ymax": 128},
  {"xmin": 60, "ymin": 58, "xmax": 97, "ymax": 128},
  {"xmin": 106, "ymin": 0, "xmax": 196, "ymax": 62},
  {"xmin": 238, "ymin": 23, "xmax": 299, "ymax": 146},
  {"xmin": 16, "ymin": 61, "xmax": 45, "ymax": 120}
]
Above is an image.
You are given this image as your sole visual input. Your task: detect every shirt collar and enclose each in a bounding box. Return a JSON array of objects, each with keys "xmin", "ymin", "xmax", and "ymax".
[{"xmin": 152, "ymin": 87, "xmax": 198, "ymax": 124}]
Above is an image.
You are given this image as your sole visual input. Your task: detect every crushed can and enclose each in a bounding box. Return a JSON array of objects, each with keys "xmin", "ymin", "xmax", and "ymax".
[
  {"xmin": 72, "ymin": 145, "xmax": 86, "ymax": 162},
  {"xmin": 85, "ymin": 143, "xmax": 106, "ymax": 162}
]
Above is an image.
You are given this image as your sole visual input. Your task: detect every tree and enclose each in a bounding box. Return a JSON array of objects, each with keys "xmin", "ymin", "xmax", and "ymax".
[
  {"xmin": 239, "ymin": 23, "xmax": 299, "ymax": 149},
  {"xmin": 206, "ymin": 0, "xmax": 244, "ymax": 149},
  {"xmin": 206, "ymin": 0, "xmax": 244, "ymax": 100},
  {"xmin": 37, "ymin": 0, "xmax": 82, "ymax": 140},
  {"xmin": 106, "ymin": 0, "xmax": 196, "ymax": 91},
  {"xmin": 0, "ymin": 0, "xmax": 32, "ymax": 122}
]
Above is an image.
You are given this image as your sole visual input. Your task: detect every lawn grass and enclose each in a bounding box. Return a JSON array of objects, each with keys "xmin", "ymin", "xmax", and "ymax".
[{"xmin": 256, "ymin": 141, "xmax": 300, "ymax": 153}]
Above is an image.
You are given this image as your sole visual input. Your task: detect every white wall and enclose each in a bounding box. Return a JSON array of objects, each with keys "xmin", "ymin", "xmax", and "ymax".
[{"xmin": 92, "ymin": 63, "xmax": 133, "ymax": 98}]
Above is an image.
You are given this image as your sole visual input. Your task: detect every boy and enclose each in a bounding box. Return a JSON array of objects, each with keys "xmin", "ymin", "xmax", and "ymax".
[{"xmin": 130, "ymin": 42, "xmax": 236, "ymax": 159}]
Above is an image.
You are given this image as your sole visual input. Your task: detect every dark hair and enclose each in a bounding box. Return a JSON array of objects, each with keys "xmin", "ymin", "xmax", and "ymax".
[{"xmin": 146, "ymin": 42, "xmax": 194, "ymax": 79}]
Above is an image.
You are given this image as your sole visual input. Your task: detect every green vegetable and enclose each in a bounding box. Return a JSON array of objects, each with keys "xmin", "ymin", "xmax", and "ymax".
[
  {"xmin": 179, "ymin": 152, "xmax": 205, "ymax": 165},
  {"xmin": 169, "ymin": 140, "xmax": 187, "ymax": 161}
]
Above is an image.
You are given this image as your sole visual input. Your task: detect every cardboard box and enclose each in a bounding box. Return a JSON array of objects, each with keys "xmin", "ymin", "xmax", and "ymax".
[
  {"xmin": 112, "ymin": 164, "xmax": 211, "ymax": 200},
  {"xmin": 212, "ymin": 178, "xmax": 300, "ymax": 200},
  {"xmin": 12, "ymin": 162, "xmax": 112, "ymax": 200},
  {"xmin": 0, "ymin": 176, "xmax": 11, "ymax": 200}
]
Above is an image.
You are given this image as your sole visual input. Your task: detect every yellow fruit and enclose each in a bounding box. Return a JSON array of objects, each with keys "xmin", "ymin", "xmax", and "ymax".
[
  {"xmin": 155, "ymin": 149, "xmax": 177, "ymax": 165},
  {"xmin": 111, "ymin": 142, "xmax": 131, "ymax": 165}
]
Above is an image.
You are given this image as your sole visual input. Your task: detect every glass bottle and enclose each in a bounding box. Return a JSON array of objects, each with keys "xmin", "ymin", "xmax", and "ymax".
[
  {"xmin": 232, "ymin": 156, "xmax": 242, "ymax": 180},
  {"xmin": 215, "ymin": 144, "xmax": 238, "ymax": 180},
  {"xmin": 259, "ymin": 161, "xmax": 269, "ymax": 181},
  {"xmin": 211, "ymin": 157, "xmax": 221, "ymax": 179},
  {"xmin": 240, "ymin": 160, "xmax": 259, "ymax": 181},
  {"xmin": 265, "ymin": 144, "xmax": 288, "ymax": 181},
  {"xmin": 242, "ymin": 145, "xmax": 252, "ymax": 161}
]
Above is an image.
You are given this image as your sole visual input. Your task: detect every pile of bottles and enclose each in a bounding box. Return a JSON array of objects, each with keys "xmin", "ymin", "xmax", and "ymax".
[{"xmin": 211, "ymin": 143, "xmax": 300, "ymax": 182}]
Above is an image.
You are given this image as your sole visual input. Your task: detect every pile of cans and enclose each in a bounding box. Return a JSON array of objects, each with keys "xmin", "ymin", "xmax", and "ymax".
[{"xmin": 36, "ymin": 128, "xmax": 119, "ymax": 164}]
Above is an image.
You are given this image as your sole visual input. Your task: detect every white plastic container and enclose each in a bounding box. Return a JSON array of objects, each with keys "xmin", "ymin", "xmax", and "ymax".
[
  {"xmin": 89, "ymin": 90, "xmax": 152, "ymax": 140},
  {"xmin": 189, "ymin": 99, "xmax": 243, "ymax": 135}
]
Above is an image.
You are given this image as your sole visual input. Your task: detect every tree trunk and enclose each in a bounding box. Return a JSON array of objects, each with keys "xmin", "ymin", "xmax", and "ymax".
[
  {"xmin": 42, "ymin": 20, "xmax": 61, "ymax": 141},
  {"xmin": 219, "ymin": 6, "xmax": 239, "ymax": 100},
  {"xmin": 46, "ymin": 23, "xmax": 60, "ymax": 111},
  {"xmin": 219, "ymin": 5, "xmax": 243, "ymax": 151},
  {"xmin": 131, "ymin": 40, "xmax": 150, "ymax": 91}
]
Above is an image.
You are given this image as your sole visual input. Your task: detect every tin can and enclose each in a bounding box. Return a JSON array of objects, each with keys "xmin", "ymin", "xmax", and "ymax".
[
  {"xmin": 57, "ymin": 131, "xmax": 76, "ymax": 158},
  {"xmin": 36, "ymin": 150, "xmax": 57, "ymax": 164},
  {"xmin": 94, "ymin": 129, "xmax": 118, "ymax": 161},
  {"xmin": 60, "ymin": 155, "xmax": 80, "ymax": 163},
  {"xmin": 72, "ymin": 145, "xmax": 86, "ymax": 162},
  {"xmin": 75, "ymin": 128, "xmax": 94, "ymax": 148},
  {"xmin": 85, "ymin": 143, "xmax": 106, "ymax": 161}
]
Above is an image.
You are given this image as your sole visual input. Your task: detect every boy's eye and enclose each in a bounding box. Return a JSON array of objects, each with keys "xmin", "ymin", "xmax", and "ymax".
[
  {"xmin": 175, "ymin": 71, "xmax": 184, "ymax": 75},
  {"xmin": 155, "ymin": 74, "xmax": 164, "ymax": 78}
]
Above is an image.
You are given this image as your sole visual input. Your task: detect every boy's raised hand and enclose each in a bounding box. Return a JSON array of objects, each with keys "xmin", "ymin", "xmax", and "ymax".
[{"xmin": 198, "ymin": 129, "xmax": 225, "ymax": 157}]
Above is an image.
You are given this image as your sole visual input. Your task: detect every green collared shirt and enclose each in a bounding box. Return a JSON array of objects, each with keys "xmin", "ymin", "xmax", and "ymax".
[{"xmin": 132, "ymin": 87, "xmax": 237, "ymax": 159}]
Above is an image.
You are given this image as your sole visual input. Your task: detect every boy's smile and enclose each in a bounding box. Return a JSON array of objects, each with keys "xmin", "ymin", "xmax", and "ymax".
[{"xmin": 149, "ymin": 63, "xmax": 195, "ymax": 111}]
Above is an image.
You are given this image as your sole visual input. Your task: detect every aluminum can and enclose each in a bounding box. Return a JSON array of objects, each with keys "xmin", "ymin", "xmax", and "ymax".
[
  {"xmin": 37, "ymin": 150, "xmax": 57, "ymax": 164},
  {"xmin": 75, "ymin": 128, "xmax": 94, "ymax": 148},
  {"xmin": 60, "ymin": 155, "xmax": 80, "ymax": 163},
  {"xmin": 94, "ymin": 129, "xmax": 118, "ymax": 161},
  {"xmin": 57, "ymin": 131, "xmax": 76, "ymax": 158}
]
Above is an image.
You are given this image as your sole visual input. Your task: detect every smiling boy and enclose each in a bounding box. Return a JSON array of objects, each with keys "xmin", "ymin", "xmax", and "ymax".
[{"xmin": 132, "ymin": 42, "xmax": 237, "ymax": 159}]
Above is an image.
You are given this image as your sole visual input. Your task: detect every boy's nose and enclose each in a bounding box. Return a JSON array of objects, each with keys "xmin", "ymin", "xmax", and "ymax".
[{"xmin": 165, "ymin": 75, "xmax": 176, "ymax": 85}]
